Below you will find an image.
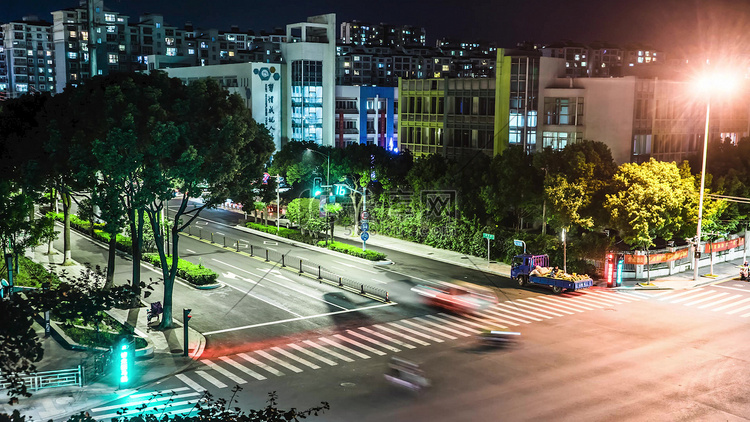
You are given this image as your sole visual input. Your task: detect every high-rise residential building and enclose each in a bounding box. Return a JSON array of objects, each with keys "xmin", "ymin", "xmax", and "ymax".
[
  {"xmin": 540, "ymin": 40, "xmax": 664, "ymax": 78},
  {"xmin": 0, "ymin": 16, "xmax": 56, "ymax": 98},
  {"xmin": 340, "ymin": 21, "xmax": 425, "ymax": 47}
]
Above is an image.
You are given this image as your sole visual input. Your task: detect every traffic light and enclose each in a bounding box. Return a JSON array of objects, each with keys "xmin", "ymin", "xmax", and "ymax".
[
  {"xmin": 312, "ymin": 177, "xmax": 322, "ymax": 197},
  {"xmin": 118, "ymin": 338, "xmax": 134, "ymax": 387}
]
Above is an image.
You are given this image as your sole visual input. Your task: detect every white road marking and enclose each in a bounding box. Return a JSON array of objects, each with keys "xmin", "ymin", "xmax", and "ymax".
[
  {"xmin": 493, "ymin": 302, "xmax": 545, "ymax": 320},
  {"xmin": 481, "ymin": 308, "xmax": 533, "ymax": 324},
  {"xmin": 373, "ymin": 324, "xmax": 430, "ymax": 346},
  {"xmin": 540, "ymin": 295, "xmax": 598, "ymax": 311},
  {"xmin": 203, "ymin": 302, "xmax": 395, "ymax": 335},
  {"xmin": 387, "ymin": 321, "xmax": 445, "ymax": 342},
  {"xmin": 714, "ymin": 284, "xmax": 750, "ymax": 293},
  {"xmin": 195, "ymin": 370, "xmax": 227, "ymax": 388},
  {"xmin": 658, "ymin": 288, "xmax": 705, "ymax": 301},
  {"xmin": 219, "ymin": 356, "xmax": 266, "ymax": 380},
  {"xmin": 333, "ymin": 334, "xmax": 387, "ymax": 356},
  {"xmin": 711, "ymin": 297, "xmax": 750, "ymax": 312},
  {"xmin": 303, "ymin": 339, "xmax": 354, "ymax": 362},
  {"xmin": 726, "ymin": 303, "xmax": 750, "ymax": 315},
  {"xmin": 515, "ymin": 299, "xmax": 570, "ymax": 316},
  {"xmin": 346, "ymin": 330, "xmax": 401, "ymax": 352},
  {"xmin": 289, "ymin": 343, "xmax": 337, "ymax": 366},
  {"xmin": 413, "ymin": 316, "xmax": 472, "ymax": 337},
  {"xmin": 698, "ymin": 294, "xmax": 743, "ymax": 309},
  {"xmin": 683, "ymin": 292, "xmax": 729, "ymax": 307},
  {"xmin": 334, "ymin": 260, "xmax": 378, "ymax": 274},
  {"xmin": 423, "ymin": 314, "xmax": 481, "ymax": 334},
  {"xmin": 319, "ymin": 337, "xmax": 371, "ymax": 359},
  {"xmin": 200, "ymin": 359, "xmax": 246, "ymax": 384},
  {"xmin": 176, "ymin": 374, "xmax": 205, "ymax": 392},
  {"xmin": 358, "ymin": 326, "xmax": 416, "ymax": 349},
  {"xmin": 91, "ymin": 392, "xmax": 200, "ymax": 413},
  {"xmin": 237, "ymin": 353, "xmax": 285, "ymax": 376},
  {"xmin": 185, "ymin": 249, "xmax": 196, "ymax": 254},
  {"xmin": 460, "ymin": 311, "xmax": 516, "ymax": 327},
  {"xmin": 256, "ymin": 350, "xmax": 303, "ymax": 373},
  {"xmin": 130, "ymin": 387, "xmax": 190, "ymax": 398},
  {"xmin": 669, "ymin": 290, "xmax": 717, "ymax": 304},
  {"xmin": 525, "ymin": 296, "xmax": 587, "ymax": 312},
  {"xmin": 271, "ymin": 347, "xmax": 320, "ymax": 369},
  {"xmin": 215, "ymin": 232, "xmax": 225, "ymax": 236},
  {"xmin": 222, "ymin": 281, "xmax": 304, "ymax": 317},
  {"xmin": 584, "ymin": 291, "xmax": 639, "ymax": 303}
]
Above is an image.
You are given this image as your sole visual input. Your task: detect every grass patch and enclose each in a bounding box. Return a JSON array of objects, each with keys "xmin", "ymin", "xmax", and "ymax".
[
  {"xmin": 317, "ymin": 240, "xmax": 387, "ymax": 261},
  {"xmin": 14, "ymin": 256, "xmax": 62, "ymax": 288}
]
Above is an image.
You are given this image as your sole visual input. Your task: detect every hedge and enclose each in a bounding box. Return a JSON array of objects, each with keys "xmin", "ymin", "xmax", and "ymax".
[
  {"xmin": 61, "ymin": 325, "xmax": 148, "ymax": 349},
  {"xmin": 245, "ymin": 222, "xmax": 319, "ymax": 245},
  {"xmin": 15, "ymin": 256, "xmax": 63, "ymax": 288},
  {"xmin": 141, "ymin": 253, "xmax": 218, "ymax": 286},
  {"xmin": 317, "ymin": 241, "xmax": 387, "ymax": 261}
]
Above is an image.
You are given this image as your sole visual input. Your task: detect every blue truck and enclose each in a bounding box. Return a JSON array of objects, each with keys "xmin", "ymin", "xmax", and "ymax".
[{"xmin": 510, "ymin": 254, "xmax": 593, "ymax": 294}]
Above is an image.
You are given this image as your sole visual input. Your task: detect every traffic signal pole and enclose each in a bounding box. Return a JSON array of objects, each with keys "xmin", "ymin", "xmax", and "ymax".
[{"xmin": 183, "ymin": 308, "xmax": 192, "ymax": 357}]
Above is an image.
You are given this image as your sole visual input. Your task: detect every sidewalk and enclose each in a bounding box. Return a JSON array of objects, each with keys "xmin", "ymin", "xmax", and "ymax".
[
  {"xmin": 0, "ymin": 246, "xmax": 206, "ymax": 422},
  {"xmin": 332, "ymin": 225, "xmax": 746, "ymax": 291}
]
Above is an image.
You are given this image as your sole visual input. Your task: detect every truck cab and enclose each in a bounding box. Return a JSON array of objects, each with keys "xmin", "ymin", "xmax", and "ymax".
[{"xmin": 510, "ymin": 254, "xmax": 550, "ymax": 279}]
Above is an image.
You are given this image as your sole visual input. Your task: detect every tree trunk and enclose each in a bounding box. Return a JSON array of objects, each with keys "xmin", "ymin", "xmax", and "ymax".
[
  {"xmin": 103, "ymin": 234, "xmax": 117, "ymax": 290},
  {"xmin": 60, "ymin": 190, "xmax": 73, "ymax": 265},
  {"xmin": 157, "ymin": 216, "xmax": 180, "ymax": 330}
]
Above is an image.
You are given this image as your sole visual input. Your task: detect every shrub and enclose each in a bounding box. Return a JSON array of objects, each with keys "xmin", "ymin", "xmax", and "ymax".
[
  {"xmin": 15, "ymin": 256, "xmax": 62, "ymax": 288},
  {"xmin": 245, "ymin": 222, "xmax": 318, "ymax": 245},
  {"xmin": 141, "ymin": 254, "xmax": 218, "ymax": 286},
  {"xmin": 317, "ymin": 241, "xmax": 387, "ymax": 261},
  {"xmin": 61, "ymin": 325, "xmax": 147, "ymax": 349}
]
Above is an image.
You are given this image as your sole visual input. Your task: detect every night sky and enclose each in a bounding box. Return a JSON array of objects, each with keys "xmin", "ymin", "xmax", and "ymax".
[{"xmin": 4, "ymin": 0, "xmax": 750, "ymax": 57}]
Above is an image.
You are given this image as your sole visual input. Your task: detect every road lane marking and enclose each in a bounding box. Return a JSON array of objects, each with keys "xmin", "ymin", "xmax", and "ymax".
[
  {"xmin": 388, "ymin": 321, "xmax": 446, "ymax": 342},
  {"xmin": 319, "ymin": 337, "xmax": 370, "ymax": 359},
  {"xmin": 334, "ymin": 260, "xmax": 378, "ymax": 274},
  {"xmin": 288, "ymin": 343, "xmax": 337, "ymax": 366},
  {"xmin": 481, "ymin": 308, "xmax": 533, "ymax": 324},
  {"xmin": 423, "ymin": 314, "xmax": 479, "ymax": 334},
  {"xmin": 271, "ymin": 347, "xmax": 320, "ymax": 369},
  {"xmin": 222, "ymin": 281, "xmax": 304, "ymax": 318},
  {"xmin": 726, "ymin": 303, "xmax": 750, "ymax": 315},
  {"xmin": 333, "ymin": 334, "xmax": 387, "ymax": 356},
  {"xmin": 202, "ymin": 302, "xmax": 396, "ymax": 335},
  {"xmin": 515, "ymin": 299, "xmax": 570, "ymax": 316},
  {"xmin": 437, "ymin": 313, "xmax": 493, "ymax": 330},
  {"xmin": 583, "ymin": 291, "xmax": 640, "ymax": 303},
  {"xmin": 524, "ymin": 296, "xmax": 587, "ymax": 313},
  {"xmin": 459, "ymin": 311, "xmax": 517, "ymax": 327},
  {"xmin": 683, "ymin": 292, "xmax": 729, "ymax": 307},
  {"xmin": 373, "ymin": 324, "xmax": 430, "ymax": 346},
  {"xmin": 215, "ymin": 232, "xmax": 225, "ymax": 236},
  {"xmin": 358, "ymin": 327, "xmax": 416, "ymax": 349},
  {"xmin": 237, "ymin": 353, "xmax": 285, "ymax": 376},
  {"xmin": 256, "ymin": 350, "xmax": 303, "ymax": 373},
  {"xmin": 578, "ymin": 292, "xmax": 634, "ymax": 306},
  {"xmin": 658, "ymin": 288, "xmax": 705, "ymax": 301},
  {"xmin": 539, "ymin": 295, "xmax": 598, "ymax": 311},
  {"xmin": 669, "ymin": 290, "xmax": 717, "ymax": 304},
  {"xmin": 186, "ymin": 249, "xmax": 196, "ymax": 254},
  {"xmin": 195, "ymin": 370, "xmax": 227, "ymax": 388},
  {"xmin": 698, "ymin": 294, "xmax": 743, "ymax": 309},
  {"xmin": 493, "ymin": 302, "xmax": 546, "ymax": 320},
  {"xmin": 176, "ymin": 374, "xmax": 205, "ymax": 392},
  {"xmin": 214, "ymin": 258, "xmax": 351, "ymax": 310},
  {"xmin": 414, "ymin": 316, "xmax": 472, "ymax": 337},
  {"xmin": 219, "ymin": 356, "xmax": 266, "ymax": 380},
  {"xmin": 399, "ymin": 318, "xmax": 463, "ymax": 338},
  {"xmin": 91, "ymin": 392, "xmax": 200, "ymax": 412},
  {"xmin": 130, "ymin": 387, "xmax": 190, "ymax": 398},
  {"xmin": 200, "ymin": 359, "xmax": 247, "ymax": 384},
  {"xmin": 711, "ymin": 297, "xmax": 750, "ymax": 312},
  {"xmin": 559, "ymin": 293, "xmax": 609, "ymax": 308},
  {"xmin": 501, "ymin": 301, "xmax": 558, "ymax": 318},
  {"xmin": 714, "ymin": 284, "xmax": 750, "ymax": 293},
  {"xmin": 302, "ymin": 340, "xmax": 354, "ymax": 362},
  {"xmin": 346, "ymin": 330, "xmax": 401, "ymax": 352}
]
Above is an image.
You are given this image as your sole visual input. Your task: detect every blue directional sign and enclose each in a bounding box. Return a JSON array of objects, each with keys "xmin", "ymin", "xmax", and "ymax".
[
  {"xmin": 361, "ymin": 232, "xmax": 370, "ymax": 241},
  {"xmin": 361, "ymin": 222, "xmax": 369, "ymax": 232}
]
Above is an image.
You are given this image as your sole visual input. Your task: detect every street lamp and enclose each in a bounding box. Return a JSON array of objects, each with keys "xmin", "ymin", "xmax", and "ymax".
[
  {"xmin": 305, "ymin": 148, "xmax": 330, "ymax": 188},
  {"xmin": 692, "ymin": 71, "xmax": 740, "ymax": 281}
]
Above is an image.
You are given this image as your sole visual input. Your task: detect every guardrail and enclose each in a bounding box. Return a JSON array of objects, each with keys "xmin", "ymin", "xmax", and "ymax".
[
  {"xmin": 0, "ymin": 366, "xmax": 83, "ymax": 392},
  {"xmin": 185, "ymin": 224, "xmax": 390, "ymax": 301}
]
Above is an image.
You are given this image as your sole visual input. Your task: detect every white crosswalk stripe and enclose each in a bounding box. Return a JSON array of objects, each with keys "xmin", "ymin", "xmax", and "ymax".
[
  {"xmin": 683, "ymin": 292, "xmax": 729, "ymax": 307},
  {"xmin": 334, "ymin": 334, "xmax": 387, "ymax": 355},
  {"xmin": 726, "ymin": 303, "xmax": 750, "ymax": 315},
  {"xmin": 413, "ymin": 316, "xmax": 472, "ymax": 337},
  {"xmin": 523, "ymin": 296, "xmax": 586, "ymax": 313},
  {"xmin": 438, "ymin": 312, "xmax": 494, "ymax": 330},
  {"xmin": 514, "ymin": 299, "xmax": 568, "ymax": 316},
  {"xmin": 200, "ymin": 359, "xmax": 247, "ymax": 384},
  {"xmin": 539, "ymin": 295, "xmax": 597, "ymax": 311},
  {"xmin": 387, "ymin": 321, "xmax": 445, "ymax": 342},
  {"xmin": 303, "ymin": 339, "xmax": 355, "ymax": 362},
  {"xmin": 359, "ymin": 326, "xmax": 417, "ymax": 349},
  {"xmin": 319, "ymin": 336, "xmax": 371, "ymax": 359},
  {"xmin": 289, "ymin": 343, "xmax": 338, "ymax": 365},
  {"xmin": 494, "ymin": 302, "xmax": 548, "ymax": 320},
  {"xmin": 219, "ymin": 356, "xmax": 266, "ymax": 380},
  {"xmin": 195, "ymin": 370, "xmax": 227, "ymax": 388},
  {"xmin": 573, "ymin": 292, "xmax": 628, "ymax": 306},
  {"xmin": 559, "ymin": 293, "xmax": 609, "ymax": 308},
  {"xmin": 586, "ymin": 290, "xmax": 640, "ymax": 302},
  {"xmin": 712, "ymin": 296, "xmax": 750, "ymax": 311},
  {"xmin": 698, "ymin": 294, "xmax": 743, "ymax": 309},
  {"xmin": 452, "ymin": 311, "xmax": 511, "ymax": 328},
  {"xmin": 659, "ymin": 288, "xmax": 705, "ymax": 301},
  {"xmin": 90, "ymin": 390, "xmax": 204, "ymax": 420},
  {"xmin": 482, "ymin": 308, "xmax": 533, "ymax": 323},
  {"xmin": 272, "ymin": 347, "xmax": 320, "ymax": 369},
  {"xmin": 256, "ymin": 350, "xmax": 303, "ymax": 373},
  {"xmin": 669, "ymin": 290, "xmax": 716, "ymax": 304},
  {"xmin": 423, "ymin": 314, "xmax": 480, "ymax": 334},
  {"xmin": 176, "ymin": 373, "xmax": 205, "ymax": 391},
  {"xmin": 399, "ymin": 319, "xmax": 457, "ymax": 339},
  {"xmin": 237, "ymin": 352, "xmax": 285, "ymax": 376},
  {"xmin": 347, "ymin": 330, "xmax": 402, "ymax": 352},
  {"xmin": 469, "ymin": 309, "xmax": 520, "ymax": 326},
  {"xmin": 374, "ymin": 324, "xmax": 431, "ymax": 346}
]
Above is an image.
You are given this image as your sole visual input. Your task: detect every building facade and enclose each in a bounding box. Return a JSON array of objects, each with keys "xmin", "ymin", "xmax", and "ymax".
[
  {"xmin": 335, "ymin": 85, "xmax": 398, "ymax": 149},
  {"xmin": 0, "ymin": 16, "xmax": 56, "ymax": 97}
]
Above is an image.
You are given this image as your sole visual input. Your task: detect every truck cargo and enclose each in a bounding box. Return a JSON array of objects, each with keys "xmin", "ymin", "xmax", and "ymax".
[{"xmin": 510, "ymin": 254, "xmax": 593, "ymax": 294}]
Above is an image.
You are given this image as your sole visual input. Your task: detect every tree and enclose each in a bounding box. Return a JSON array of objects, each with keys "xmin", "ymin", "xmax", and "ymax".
[
  {"xmin": 0, "ymin": 296, "xmax": 44, "ymax": 404},
  {"xmin": 604, "ymin": 159, "xmax": 718, "ymax": 250},
  {"xmin": 482, "ymin": 145, "xmax": 542, "ymax": 230},
  {"xmin": 76, "ymin": 197, "xmax": 96, "ymax": 236}
]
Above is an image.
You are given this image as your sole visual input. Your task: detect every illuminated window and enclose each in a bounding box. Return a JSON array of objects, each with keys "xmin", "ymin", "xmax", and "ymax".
[
  {"xmin": 442, "ymin": 64, "xmax": 449, "ymax": 71},
  {"xmin": 107, "ymin": 26, "xmax": 116, "ymax": 33},
  {"xmin": 119, "ymin": 44, "xmax": 125, "ymax": 51},
  {"xmin": 108, "ymin": 53, "xmax": 118, "ymax": 64},
  {"xmin": 637, "ymin": 57, "xmax": 644, "ymax": 63},
  {"xmin": 165, "ymin": 37, "xmax": 175, "ymax": 46},
  {"xmin": 638, "ymin": 50, "xmax": 643, "ymax": 56},
  {"xmin": 105, "ymin": 13, "xmax": 116, "ymax": 22},
  {"xmin": 67, "ymin": 52, "xmax": 77, "ymax": 59},
  {"xmin": 82, "ymin": 31, "xmax": 88, "ymax": 41},
  {"xmin": 574, "ymin": 54, "xmax": 580, "ymax": 60},
  {"xmin": 166, "ymin": 47, "xmax": 176, "ymax": 56},
  {"xmin": 581, "ymin": 61, "xmax": 586, "ymax": 66},
  {"xmin": 69, "ymin": 30, "xmax": 77, "ymax": 38}
]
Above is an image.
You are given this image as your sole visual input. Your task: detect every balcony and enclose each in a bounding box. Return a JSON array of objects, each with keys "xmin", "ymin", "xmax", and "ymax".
[{"xmin": 335, "ymin": 108, "xmax": 359, "ymax": 114}]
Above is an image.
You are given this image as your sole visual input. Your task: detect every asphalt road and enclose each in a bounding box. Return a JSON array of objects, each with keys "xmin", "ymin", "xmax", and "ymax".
[{"xmin": 88, "ymin": 282, "xmax": 750, "ymax": 421}]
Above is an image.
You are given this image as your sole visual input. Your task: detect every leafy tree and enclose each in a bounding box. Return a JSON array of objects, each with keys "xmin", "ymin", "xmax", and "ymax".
[
  {"xmin": 0, "ymin": 296, "xmax": 44, "ymax": 404},
  {"xmin": 482, "ymin": 145, "xmax": 542, "ymax": 230},
  {"xmin": 604, "ymin": 158, "xmax": 717, "ymax": 250},
  {"xmin": 76, "ymin": 197, "xmax": 96, "ymax": 237}
]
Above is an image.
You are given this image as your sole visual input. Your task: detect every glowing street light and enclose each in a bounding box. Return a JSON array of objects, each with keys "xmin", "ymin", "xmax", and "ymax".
[{"xmin": 693, "ymin": 71, "xmax": 741, "ymax": 281}]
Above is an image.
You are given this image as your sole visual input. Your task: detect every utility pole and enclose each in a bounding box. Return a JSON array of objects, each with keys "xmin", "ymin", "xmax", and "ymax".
[{"xmin": 87, "ymin": 0, "xmax": 98, "ymax": 78}]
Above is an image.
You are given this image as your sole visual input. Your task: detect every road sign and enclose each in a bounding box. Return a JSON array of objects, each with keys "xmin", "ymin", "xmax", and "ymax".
[
  {"xmin": 361, "ymin": 232, "xmax": 370, "ymax": 241},
  {"xmin": 513, "ymin": 239, "xmax": 522, "ymax": 246},
  {"xmin": 483, "ymin": 233, "xmax": 495, "ymax": 240},
  {"xmin": 361, "ymin": 222, "xmax": 369, "ymax": 232},
  {"xmin": 361, "ymin": 211, "xmax": 370, "ymax": 220}
]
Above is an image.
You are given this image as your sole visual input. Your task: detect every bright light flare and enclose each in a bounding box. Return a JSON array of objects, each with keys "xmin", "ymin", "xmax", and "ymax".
[{"xmin": 693, "ymin": 71, "xmax": 742, "ymax": 97}]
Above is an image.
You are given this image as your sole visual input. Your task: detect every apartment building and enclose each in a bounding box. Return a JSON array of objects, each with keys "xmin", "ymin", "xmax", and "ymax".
[{"xmin": 0, "ymin": 16, "xmax": 56, "ymax": 97}]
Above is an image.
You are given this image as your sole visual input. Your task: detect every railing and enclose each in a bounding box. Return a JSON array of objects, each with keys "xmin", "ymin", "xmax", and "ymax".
[
  {"xmin": 0, "ymin": 366, "xmax": 83, "ymax": 392},
  {"xmin": 185, "ymin": 223, "xmax": 390, "ymax": 301}
]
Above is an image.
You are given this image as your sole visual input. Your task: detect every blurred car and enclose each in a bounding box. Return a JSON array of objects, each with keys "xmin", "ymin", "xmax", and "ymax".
[
  {"xmin": 411, "ymin": 281, "xmax": 497, "ymax": 314},
  {"xmin": 477, "ymin": 329, "xmax": 521, "ymax": 346},
  {"xmin": 276, "ymin": 217, "xmax": 297, "ymax": 229}
]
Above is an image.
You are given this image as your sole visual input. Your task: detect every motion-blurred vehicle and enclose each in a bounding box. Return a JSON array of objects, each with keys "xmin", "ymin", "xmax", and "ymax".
[
  {"xmin": 477, "ymin": 329, "xmax": 520, "ymax": 346},
  {"xmin": 384, "ymin": 357, "xmax": 430, "ymax": 391},
  {"xmin": 276, "ymin": 217, "xmax": 296, "ymax": 229},
  {"xmin": 411, "ymin": 282, "xmax": 497, "ymax": 314}
]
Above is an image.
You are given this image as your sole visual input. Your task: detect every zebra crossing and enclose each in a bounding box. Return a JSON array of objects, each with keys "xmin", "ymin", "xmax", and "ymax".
[
  {"xmin": 652, "ymin": 284, "xmax": 750, "ymax": 317},
  {"xmin": 88, "ymin": 386, "xmax": 206, "ymax": 420},
  {"xmin": 173, "ymin": 290, "xmax": 638, "ymax": 389}
]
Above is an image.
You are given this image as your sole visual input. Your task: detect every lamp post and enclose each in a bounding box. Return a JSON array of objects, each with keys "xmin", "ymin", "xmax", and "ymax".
[
  {"xmin": 694, "ymin": 97, "xmax": 710, "ymax": 281},
  {"xmin": 306, "ymin": 149, "xmax": 331, "ymax": 242}
]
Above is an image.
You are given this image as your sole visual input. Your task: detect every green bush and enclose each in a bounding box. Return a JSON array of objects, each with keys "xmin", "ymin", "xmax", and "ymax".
[
  {"xmin": 61, "ymin": 325, "xmax": 147, "ymax": 349},
  {"xmin": 141, "ymin": 254, "xmax": 218, "ymax": 285},
  {"xmin": 245, "ymin": 222, "xmax": 318, "ymax": 245},
  {"xmin": 317, "ymin": 241, "xmax": 387, "ymax": 261},
  {"xmin": 15, "ymin": 256, "xmax": 62, "ymax": 288}
]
